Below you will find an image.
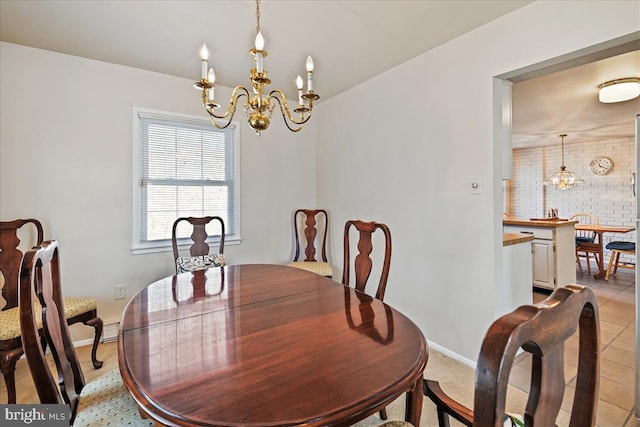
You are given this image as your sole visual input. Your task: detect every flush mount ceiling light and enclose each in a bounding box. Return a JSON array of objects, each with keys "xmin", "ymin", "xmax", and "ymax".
[
  {"xmin": 598, "ymin": 77, "xmax": 640, "ymax": 103},
  {"xmin": 544, "ymin": 134, "xmax": 584, "ymax": 190},
  {"xmin": 195, "ymin": 0, "xmax": 319, "ymax": 135}
]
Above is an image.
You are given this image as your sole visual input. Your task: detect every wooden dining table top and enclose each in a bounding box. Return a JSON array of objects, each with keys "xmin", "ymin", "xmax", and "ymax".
[
  {"xmin": 575, "ymin": 224, "xmax": 635, "ymax": 234},
  {"xmin": 118, "ymin": 264, "xmax": 428, "ymax": 427}
]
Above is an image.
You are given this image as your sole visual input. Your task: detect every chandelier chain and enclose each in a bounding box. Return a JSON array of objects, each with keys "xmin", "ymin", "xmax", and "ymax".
[{"xmin": 255, "ymin": 0, "xmax": 261, "ymax": 35}]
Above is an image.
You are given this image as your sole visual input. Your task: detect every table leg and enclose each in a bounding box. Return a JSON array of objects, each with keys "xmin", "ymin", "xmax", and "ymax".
[
  {"xmin": 594, "ymin": 232, "xmax": 606, "ymax": 279},
  {"xmin": 405, "ymin": 376, "xmax": 424, "ymax": 425}
]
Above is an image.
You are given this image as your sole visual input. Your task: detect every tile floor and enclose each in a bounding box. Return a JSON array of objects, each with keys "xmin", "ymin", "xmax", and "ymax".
[{"xmin": 511, "ymin": 266, "xmax": 638, "ymax": 427}]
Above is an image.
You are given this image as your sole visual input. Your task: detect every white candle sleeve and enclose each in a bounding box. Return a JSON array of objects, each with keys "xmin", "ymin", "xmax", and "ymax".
[
  {"xmin": 256, "ymin": 52, "xmax": 263, "ymax": 74},
  {"xmin": 307, "ymin": 71, "xmax": 313, "ymax": 92},
  {"xmin": 202, "ymin": 60, "xmax": 208, "ymax": 80}
]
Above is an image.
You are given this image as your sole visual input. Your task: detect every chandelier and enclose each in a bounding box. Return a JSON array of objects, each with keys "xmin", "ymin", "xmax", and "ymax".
[
  {"xmin": 543, "ymin": 134, "xmax": 584, "ymax": 190},
  {"xmin": 194, "ymin": 0, "xmax": 319, "ymax": 135}
]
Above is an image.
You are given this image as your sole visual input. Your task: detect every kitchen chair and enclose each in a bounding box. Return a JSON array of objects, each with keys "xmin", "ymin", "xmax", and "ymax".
[
  {"xmin": 0, "ymin": 219, "xmax": 102, "ymax": 404},
  {"xmin": 569, "ymin": 213, "xmax": 600, "ymax": 274},
  {"xmin": 287, "ymin": 209, "xmax": 333, "ymax": 277},
  {"xmin": 342, "ymin": 219, "xmax": 392, "ymax": 419},
  {"xmin": 19, "ymin": 240, "xmax": 153, "ymax": 426},
  {"xmin": 424, "ymin": 284, "xmax": 599, "ymax": 427},
  {"xmin": 605, "ymin": 241, "xmax": 635, "ymax": 280},
  {"xmin": 172, "ymin": 216, "xmax": 225, "ymax": 273}
]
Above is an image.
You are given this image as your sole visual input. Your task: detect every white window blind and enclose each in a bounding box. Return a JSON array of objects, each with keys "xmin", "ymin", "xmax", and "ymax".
[{"xmin": 132, "ymin": 108, "xmax": 240, "ymax": 253}]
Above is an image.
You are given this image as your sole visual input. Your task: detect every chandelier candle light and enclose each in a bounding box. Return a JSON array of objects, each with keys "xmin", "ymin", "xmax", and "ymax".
[
  {"xmin": 194, "ymin": 0, "xmax": 319, "ymax": 135},
  {"xmin": 543, "ymin": 134, "xmax": 584, "ymax": 190}
]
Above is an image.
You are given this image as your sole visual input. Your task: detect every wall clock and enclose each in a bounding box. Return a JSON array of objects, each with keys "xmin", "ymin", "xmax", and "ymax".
[{"xmin": 589, "ymin": 156, "xmax": 614, "ymax": 176}]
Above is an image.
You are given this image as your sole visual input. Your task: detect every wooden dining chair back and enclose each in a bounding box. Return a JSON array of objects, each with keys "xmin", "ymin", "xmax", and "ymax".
[
  {"xmin": 0, "ymin": 219, "xmax": 102, "ymax": 404},
  {"xmin": 287, "ymin": 209, "xmax": 333, "ymax": 277},
  {"xmin": 172, "ymin": 216, "xmax": 226, "ymax": 273},
  {"xmin": 342, "ymin": 220, "xmax": 392, "ymax": 301},
  {"xmin": 342, "ymin": 219, "xmax": 393, "ymax": 420},
  {"xmin": 424, "ymin": 284, "xmax": 600, "ymax": 427},
  {"xmin": 19, "ymin": 240, "xmax": 153, "ymax": 426},
  {"xmin": 569, "ymin": 213, "xmax": 600, "ymax": 274}
]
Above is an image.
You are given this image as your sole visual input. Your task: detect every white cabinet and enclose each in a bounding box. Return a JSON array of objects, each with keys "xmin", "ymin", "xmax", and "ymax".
[
  {"xmin": 502, "ymin": 235, "xmax": 533, "ymax": 317},
  {"xmin": 504, "ymin": 223, "xmax": 576, "ymax": 290},
  {"xmin": 532, "ymin": 239, "xmax": 554, "ymax": 287}
]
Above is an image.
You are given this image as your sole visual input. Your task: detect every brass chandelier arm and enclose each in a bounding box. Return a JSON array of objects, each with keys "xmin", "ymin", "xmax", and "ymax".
[
  {"xmin": 203, "ymin": 86, "xmax": 251, "ymax": 129},
  {"xmin": 268, "ymin": 90, "xmax": 313, "ymax": 132}
]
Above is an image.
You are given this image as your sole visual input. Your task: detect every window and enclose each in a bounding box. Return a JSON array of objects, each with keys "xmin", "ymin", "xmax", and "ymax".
[{"xmin": 132, "ymin": 108, "xmax": 240, "ymax": 253}]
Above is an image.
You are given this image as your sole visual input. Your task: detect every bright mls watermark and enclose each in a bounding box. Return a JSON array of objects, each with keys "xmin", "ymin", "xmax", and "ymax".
[{"xmin": 1, "ymin": 405, "xmax": 69, "ymax": 426}]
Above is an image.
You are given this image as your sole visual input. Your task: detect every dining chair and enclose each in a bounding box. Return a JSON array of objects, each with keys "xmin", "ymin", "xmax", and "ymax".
[
  {"xmin": 19, "ymin": 240, "xmax": 154, "ymax": 426},
  {"xmin": 342, "ymin": 219, "xmax": 392, "ymax": 419},
  {"xmin": 568, "ymin": 213, "xmax": 600, "ymax": 274},
  {"xmin": 19, "ymin": 240, "xmax": 153, "ymax": 426},
  {"xmin": 605, "ymin": 241, "xmax": 636, "ymax": 280},
  {"xmin": 172, "ymin": 216, "xmax": 226, "ymax": 273},
  {"xmin": 287, "ymin": 209, "xmax": 333, "ymax": 277},
  {"xmin": 424, "ymin": 284, "xmax": 599, "ymax": 427},
  {"xmin": 0, "ymin": 219, "xmax": 103, "ymax": 404}
]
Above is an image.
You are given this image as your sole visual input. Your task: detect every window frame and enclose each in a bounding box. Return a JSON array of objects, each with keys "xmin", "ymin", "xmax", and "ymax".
[{"xmin": 131, "ymin": 107, "xmax": 241, "ymax": 255}]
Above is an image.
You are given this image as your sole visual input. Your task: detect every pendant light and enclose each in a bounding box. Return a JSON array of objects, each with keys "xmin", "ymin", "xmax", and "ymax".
[{"xmin": 543, "ymin": 134, "xmax": 584, "ymax": 190}]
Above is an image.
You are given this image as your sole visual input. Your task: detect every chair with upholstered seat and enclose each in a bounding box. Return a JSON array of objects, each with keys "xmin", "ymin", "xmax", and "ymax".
[
  {"xmin": 0, "ymin": 218, "xmax": 102, "ymax": 404},
  {"xmin": 19, "ymin": 240, "xmax": 153, "ymax": 426},
  {"xmin": 342, "ymin": 219, "xmax": 392, "ymax": 419},
  {"xmin": 172, "ymin": 216, "xmax": 226, "ymax": 273},
  {"xmin": 287, "ymin": 209, "xmax": 333, "ymax": 277},
  {"xmin": 569, "ymin": 213, "xmax": 600, "ymax": 274},
  {"xmin": 424, "ymin": 284, "xmax": 600, "ymax": 427},
  {"xmin": 605, "ymin": 241, "xmax": 635, "ymax": 280}
]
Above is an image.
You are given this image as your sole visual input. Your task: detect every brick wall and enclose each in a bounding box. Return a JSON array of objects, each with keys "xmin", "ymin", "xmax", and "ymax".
[{"xmin": 508, "ymin": 136, "xmax": 637, "ymax": 266}]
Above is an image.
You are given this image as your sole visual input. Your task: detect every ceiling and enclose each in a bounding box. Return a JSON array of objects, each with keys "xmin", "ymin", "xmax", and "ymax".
[{"xmin": 1, "ymin": 0, "xmax": 638, "ymax": 149}]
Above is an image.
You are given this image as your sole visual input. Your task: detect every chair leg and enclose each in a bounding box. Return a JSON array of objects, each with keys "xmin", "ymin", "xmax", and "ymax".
[
  {"xmin": 436, "ymin": 407, "xmax": 452, "ymax": 427},
  {"xmin": 1, "ymin": 347, "xmax": 24, "ymax": 403},
  {"xmin": 613, "ymin": 252, "xmax": 621, "ymax": 276},
  {"xmin": 585, "ymin": 253, "xmax": 591, "ymax": 273},
  {"xmin": 84, "ymin": 315, "xmax": 104, "ymax": 369},
  {"xmin": 379, "ymin": 408, "xmax": 388, "ymax": 420},
  {"xmin": 575, "ymin": 250, "xmax": 583, "ymax": 274},
  {"xmin": 605, "ymin": 251, "xmax": 617, "ymax": 281}
]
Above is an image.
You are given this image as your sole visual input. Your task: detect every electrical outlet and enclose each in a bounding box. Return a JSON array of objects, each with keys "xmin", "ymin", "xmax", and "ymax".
[{"xmin": 115, "ymin": 284, "xmax": 126, "ymax": 300}]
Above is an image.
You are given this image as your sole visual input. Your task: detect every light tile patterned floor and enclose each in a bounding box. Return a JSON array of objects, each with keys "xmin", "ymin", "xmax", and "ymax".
[{"xmin": 522, "ymin": 267, "xmax": 638, "ymax": 427}]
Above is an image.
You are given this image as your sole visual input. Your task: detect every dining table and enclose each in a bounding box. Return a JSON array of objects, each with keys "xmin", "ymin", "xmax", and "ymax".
[
  {"xmin": 118, "ymin": 264, "xmax": 428, "ymax": 427},
  {"xmin": 574, "ymin": 224, "xmax": 636, "ymax": 279}
]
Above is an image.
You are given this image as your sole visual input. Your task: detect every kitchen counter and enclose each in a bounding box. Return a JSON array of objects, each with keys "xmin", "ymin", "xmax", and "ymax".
[
  {"xmin": 503, "ymin": 218, "xmax": 578, "ymax": 228},
  {"xmin": 503, "ymin": 232, "xmax": 534, "ymax": 247},
  {"xmin": 501, "ymin": 232, "xmax": 533, "ymax": 317},
  {"xmin": 503, "ymin": 219, "xmax": 576, "ymax": 290}
]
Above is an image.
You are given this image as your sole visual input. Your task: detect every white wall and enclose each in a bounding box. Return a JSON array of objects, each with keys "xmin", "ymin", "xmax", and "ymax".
[
  {"xmin": 316, "ymin": 1, "xmax": 639, "ymax": 362},
  {"xmin": 0, "ymin": 42, "xmax": 317, "ymax": 338}
]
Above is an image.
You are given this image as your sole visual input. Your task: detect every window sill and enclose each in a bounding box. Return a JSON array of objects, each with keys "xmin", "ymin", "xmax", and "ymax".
[{"xmin": 131, "ymin": 236, "xmax": 242, "ymax": 255}]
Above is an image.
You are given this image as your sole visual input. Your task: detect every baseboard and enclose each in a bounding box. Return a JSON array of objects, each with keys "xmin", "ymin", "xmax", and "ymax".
[
  {"xmin": 427, "ymin": 341, "xmax": 477, "ymax": 369},
  {"xmin": 101, "ymin": 320, "xmax": 120, "ymax": 343},
  {"xmin": 71, "ymin": 319, "xmax": 120, "ymax": 346}
]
